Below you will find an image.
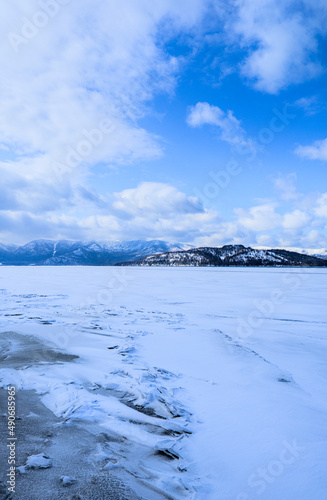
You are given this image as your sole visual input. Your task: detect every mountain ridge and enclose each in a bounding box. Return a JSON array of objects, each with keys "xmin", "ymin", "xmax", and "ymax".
[
  {"xmin": 0, "ymin": 239, "xmax": 192, "ymax": 266},
  {"xmin": 115, "ymin": 244, "xmax": 327, "ymax": 267},
  {"xmin": 1, "ymin": 240, "xmax": 327, "ymax": 267}
]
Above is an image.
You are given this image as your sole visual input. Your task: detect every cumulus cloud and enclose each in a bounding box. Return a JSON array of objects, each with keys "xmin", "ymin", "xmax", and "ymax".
[
  {"xmin": 92, "ymin": 182, "xmax": 219, "ymax": 242},
  {"xmin": 0, "ymin": 0, "xmax": 211, "ymax": 242},
  {"xmin": 2, "ymin": 177, "xmax": 327, "ymax": 249},
  {"xmin": 0, "ymin": 1, "xmax": 209, "ymax": 166},
  {"xmin": 193, "ymin": 222, "xmax": 247, "ymax": 247},
  {"xmin": 1, "ymin": 1, "xmax": 327, "ymax": 247},
  {"xmin": 300, "ymin": 229, "xmax": 321, "ymax": 247},
  {"xmin": 228, "ymin": 0, "xmax": 327, "ymax": 93},
  {"xmin": 194, "ymin": 178, "xmax": 327, "ymax": 249},
  {"xmin": 235, "ymin": 203, "xmax": 282, "ymax": 232},
  {"xmin": 0, "ymin": 211, "xmax": 86, "ymax": 245},
  {"xmin": 112, "ymin": 182, "xmax": 202, "ymax": 217},
  {"xmin": 282, "ymin": 210, "xmax": 310, "ymax": 231},
  {"xmin": 2, "ymin": 0, "xmax": 323, "ymax": 161},
  {"xmin": 186, "ymin": 102, "xmax": 254, "ymax": 150},
  {"xmin": 295, "ymin": 138, "xmax": 327, "ymax": 161},
  {"xmin": 315, "ymin": 193, "xmax": 327, "ymax": 217},
  {"xmin": 0, "ymin": 1, "xmax": 211, "ymax": 188},
  {"xmin": 0, "ymin": 182, "xmax": 221, "ymax": 244}
]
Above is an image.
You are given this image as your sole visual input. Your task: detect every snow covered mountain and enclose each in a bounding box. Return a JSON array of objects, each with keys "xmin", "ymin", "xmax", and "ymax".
[
  {"xmin": 117, "ymin": 244, "xmax": 327, "ymax": 267},
  {"xmin": 2, "ymin": 241, "xmax": 326, "ymax": 267},
  {"xmin": 0, "ymin": 240, "xmax": 192, "ymax": 266},
  {"xmin": 262, "ymin": 246, "xmax": 327, "ymax": 260},
  {"xmin": 313, "ymin": 252, "xmax": 327, "ymax": 260}
]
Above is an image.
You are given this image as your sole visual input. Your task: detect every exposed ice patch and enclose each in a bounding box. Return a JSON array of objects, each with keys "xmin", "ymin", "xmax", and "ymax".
[
  {"xmin": 60, "ymin": 476, "xmax": 76, "ymax": 487},
  {"xmin": 26, "ymin": 453, "xmax": 52, "ymax": 469}
]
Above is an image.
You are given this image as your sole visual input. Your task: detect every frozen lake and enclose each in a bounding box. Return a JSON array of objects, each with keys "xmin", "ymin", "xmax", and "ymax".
[{"xmin": 0, "ymin": 266, "xmax": 327, "ymax": 499}]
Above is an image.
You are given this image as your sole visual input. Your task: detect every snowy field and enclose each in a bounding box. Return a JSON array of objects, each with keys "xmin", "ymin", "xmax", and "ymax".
[{"xmin": 0, "ymin": 266, "xmax": 327, "ymax": 499}]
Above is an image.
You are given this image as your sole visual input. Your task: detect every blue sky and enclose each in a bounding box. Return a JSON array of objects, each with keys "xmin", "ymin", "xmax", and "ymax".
[{"xmin": 1, "ymin": 0, "xmax": 327, "ymax": 248}]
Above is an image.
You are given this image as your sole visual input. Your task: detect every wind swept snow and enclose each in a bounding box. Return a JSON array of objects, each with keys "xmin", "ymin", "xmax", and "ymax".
[{"xmin": 0, "ymin": 267, "xmax": 327, "ymax": 499}]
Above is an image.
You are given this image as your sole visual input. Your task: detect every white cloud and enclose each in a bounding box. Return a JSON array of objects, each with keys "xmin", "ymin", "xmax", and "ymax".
[
  {"xmin": 273, "ymin": 174, "xmax": 299, "ymax": 201},
  {"xmin": 295, "ymin": 138, "xmax": 327, "ymax": 161},
  {"xmin": 256, "ymin": 234, "xmax": 274, "ymax": 247},
  {"xmin": 2, "ymin": 178, "xmax": 327, "ymax": 249},
  {"xmin": 228, "ymin": 0, "xmax": 326, "ymax": 93},
  {"xmin": 0, "ymin": 182, "xmax": 221, "ymax": 244},
  {"xmin": 235, "ymin": 203, "xmax": 282, "ymax": 232},
  {"xmin": 193, "ymin": 222, "xmax": 246, "ymax": 247},
  {"xmin": 315, "ymin": 193, "xmax": 327, "ymax": 217},
  {"xmin": 300, "ymin": 229, "xmax": 321, "ymax": 247},
  {"xmin": 187, "ymin": 102, "xmax": 225, "ymax": 127},
  {"xmin": 282, "ymin": 210, "xmax": 310, "ymax": 231},
  {"xmin": 0, "ymin": 0, "xmax": 211, "ymax": 242},
  {"xmin": 92, "ymin": 182, "xmax": 220, "ymax": 242},
  {"xmin": 0, "ymin": 1, "xmax": 208, "ymax": 165},
  {"xmin": 1, "ymin": 1, "xmax": 327, "ymax": 247},
  {"xmin": 192, "ymin": 184, "xmax": 327, "ymax": 249},
  {"xmin": 186, "ymin": 102, "xmax": 254, "ymax": 149},
  {"xmin": 294, "ymin": 96, "xmax": 321, "ymax": 115},
  {"xmin": 113, "ymin": 182, "xmax": 202, "ymax": 217}
]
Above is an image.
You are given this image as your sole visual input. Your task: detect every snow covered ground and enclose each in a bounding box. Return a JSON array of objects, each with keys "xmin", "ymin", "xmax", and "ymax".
[{"xmin": 0, "ymin": 266, "xmax": 327, "ymax": 499}]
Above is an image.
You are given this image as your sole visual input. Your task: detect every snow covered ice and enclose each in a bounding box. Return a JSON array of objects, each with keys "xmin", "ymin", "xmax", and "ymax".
[{"xmin": 0, "ymin": 266, "xmax": 327, "ymax": 499}]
